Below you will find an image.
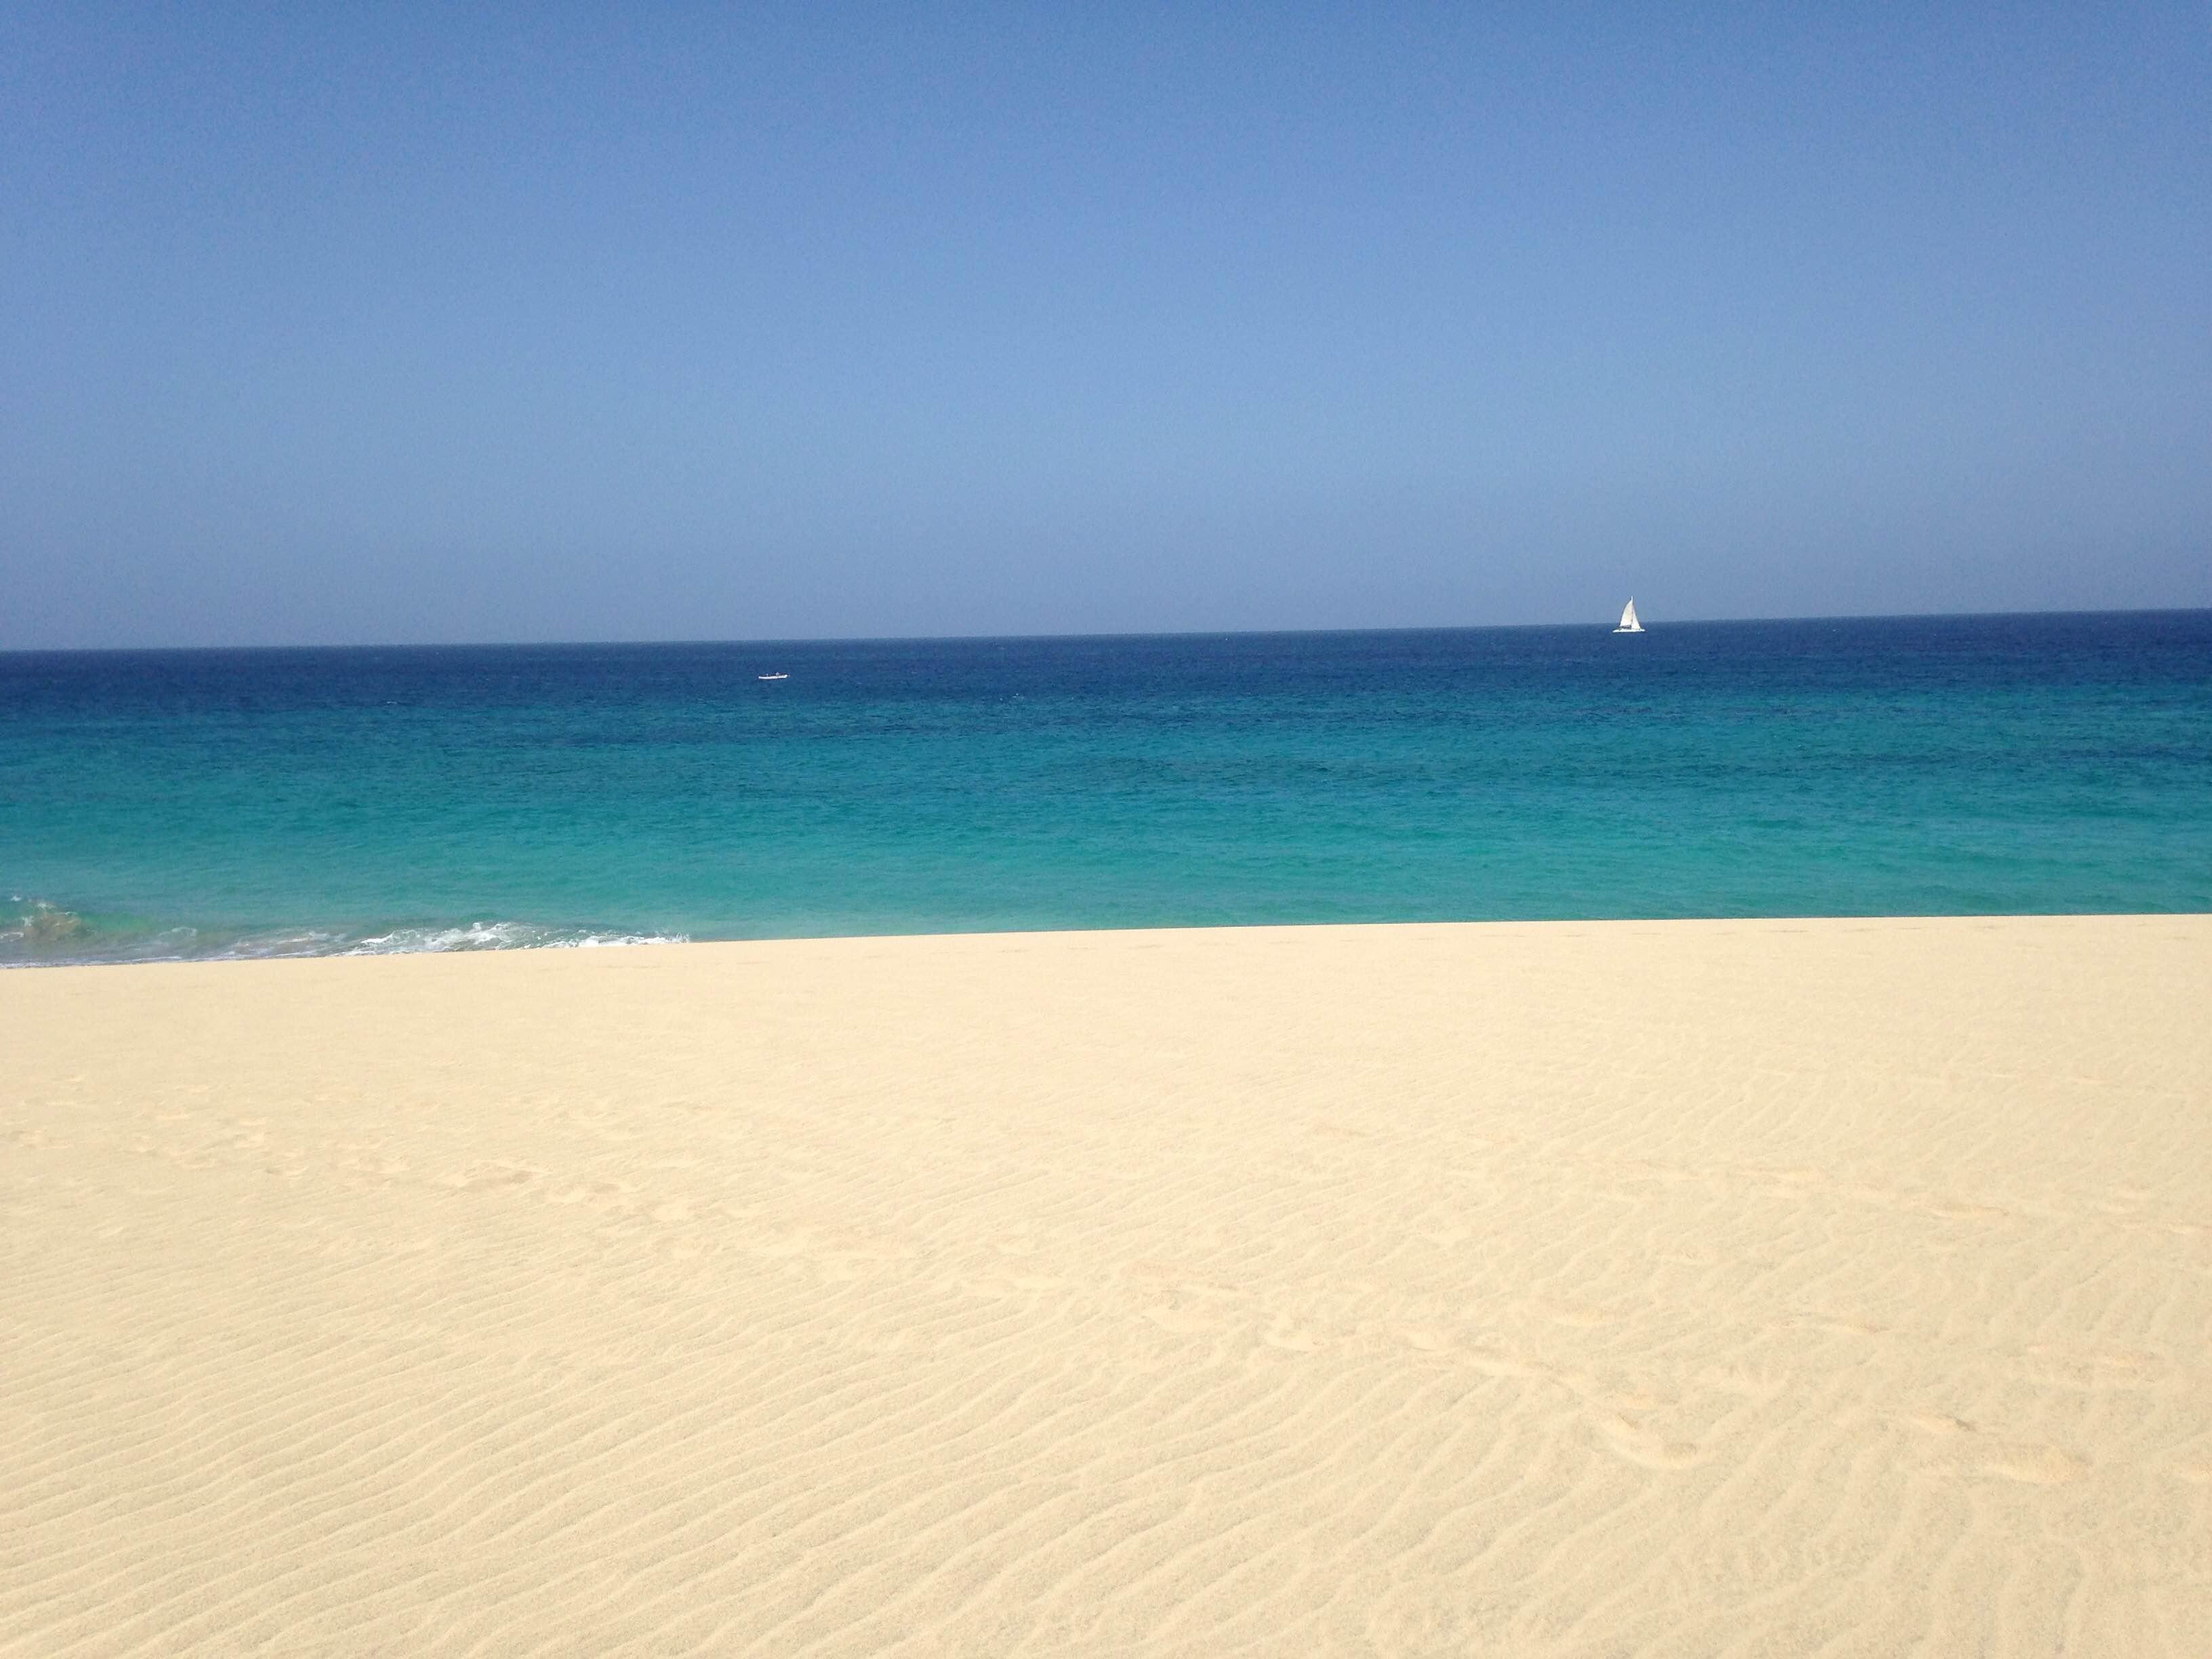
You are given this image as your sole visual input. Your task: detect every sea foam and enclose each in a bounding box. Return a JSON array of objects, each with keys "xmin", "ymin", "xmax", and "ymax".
[
  {"xmin": 342, "ymin": 922, "xmax": 687, "ymax": 956},
  {"xmin": 1, "ymin": 898, "xmax": 684, "ymax": 966}
]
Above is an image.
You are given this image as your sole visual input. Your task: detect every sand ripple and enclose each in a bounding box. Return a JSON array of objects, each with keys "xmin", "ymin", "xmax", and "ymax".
[{"xmin": 4, "ymin": 917, "xmax": 2210, "ymax": 1654}]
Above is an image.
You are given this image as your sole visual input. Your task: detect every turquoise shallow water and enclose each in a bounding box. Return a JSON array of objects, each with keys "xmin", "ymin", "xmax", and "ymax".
[{"xmin": 3, "ymin": 612, "xmax": 2209, "ymax": 962}]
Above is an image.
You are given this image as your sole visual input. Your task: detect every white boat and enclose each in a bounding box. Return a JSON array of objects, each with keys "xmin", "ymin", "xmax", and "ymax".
[
  {"xmin": 758, "ymin": 672, "xmax": 788, "ymax": 682},
  {"xmin": 1612, "ymin": 599, "xmax": 1643, "ymax": 634}
]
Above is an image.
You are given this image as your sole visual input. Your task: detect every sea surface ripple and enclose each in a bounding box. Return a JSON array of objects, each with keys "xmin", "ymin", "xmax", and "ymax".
[{"xmin": 4, "ymin": 612, "xmax": 2208, "ymax": 962}]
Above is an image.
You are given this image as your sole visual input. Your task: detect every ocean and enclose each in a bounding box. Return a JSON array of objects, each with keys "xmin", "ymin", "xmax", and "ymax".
[{"xmin": 4, "ymin": 612, "xmax": 2208, "ymax": 964}]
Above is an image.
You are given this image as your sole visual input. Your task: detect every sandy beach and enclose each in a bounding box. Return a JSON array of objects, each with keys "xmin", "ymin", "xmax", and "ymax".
[{"xmin": 5, "ymin": 915, "xmax": 2209, "ymax": 1655}]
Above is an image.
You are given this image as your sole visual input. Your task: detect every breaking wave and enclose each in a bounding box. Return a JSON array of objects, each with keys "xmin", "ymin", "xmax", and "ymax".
[
  {"xmin": 1, "ymin": 895, "xmax": 685, "ymax": 966},
  {"xmin": 2, "ymin": 897, "xmax": 89, "ymax": 950},
  {"xmin": 341, "ymin": 922, "xmax": 688, "ymax": 956}
]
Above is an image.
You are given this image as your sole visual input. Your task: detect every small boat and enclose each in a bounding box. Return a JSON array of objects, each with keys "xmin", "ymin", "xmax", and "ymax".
[
  {"xmin": 758, "ymin": 672, "xmax": 789, "ymax": 682},
  {"xmin": 1612, "ymin": 599, "xmax": 1644, "ymax": 634}
]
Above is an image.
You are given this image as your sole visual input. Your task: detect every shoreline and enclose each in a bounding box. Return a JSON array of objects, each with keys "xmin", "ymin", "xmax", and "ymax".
[
  {"xmin": 9, "ymin": 905, "xmax": 2212, "ymax": 971},
  {"xmin": 7, "ymin": 914, "xmax": 2209, "ymax": 1653}
]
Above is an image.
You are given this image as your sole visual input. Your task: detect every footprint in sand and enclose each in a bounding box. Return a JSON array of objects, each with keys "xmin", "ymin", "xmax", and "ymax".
[
  {"xmin": 1746, "ymin": 1166, "xmax": 1824, "ymax": 1189},
  {"xmin": 1466, "ymin": 1347, "xmax": 1549, "ymax": 1382},
  {"xmin": 1980, "ymin": 1444, "xmax": 2085, "ymax": 1486},
  {"xmin": 1789, "ymin": 1313, "xmax": 1885, "ymax": 1338},
  {"xmin": 1904, "ymin": 1412, "xmax": 1976, "ymax": 1436},
  {"xmin": 2023, "ymin": 1345, "xmax": 2165, "ymax": 1391},
  {"xmin": 1595, "ymin": 1413, "xmax": 1702, "ymax": 1470},
  {"xmin": 440, "ymin": 1162, "xmax": 539, "ymax": 1190}
]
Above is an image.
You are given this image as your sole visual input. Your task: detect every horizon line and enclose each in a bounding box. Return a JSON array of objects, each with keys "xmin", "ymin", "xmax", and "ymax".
[{"xmin": 5, "ymin": 602, "xmax": 2209, "ymax": 657}]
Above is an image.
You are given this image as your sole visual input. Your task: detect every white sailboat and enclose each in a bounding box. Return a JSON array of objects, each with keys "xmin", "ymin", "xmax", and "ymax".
[{"xmin": 1612, "ymin": 598, "xmax": 1644, "ymax": 634}]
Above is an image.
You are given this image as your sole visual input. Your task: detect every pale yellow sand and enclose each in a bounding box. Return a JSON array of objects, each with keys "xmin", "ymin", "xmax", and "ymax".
[{"xmin": 5, "ymin": 916, "xmax": 2210, "ymax": 1656}]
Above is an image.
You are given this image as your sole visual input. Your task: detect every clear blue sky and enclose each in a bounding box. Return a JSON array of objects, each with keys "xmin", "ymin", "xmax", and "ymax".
[{"xmin": 5, "ymin": 3, "xmax": 2207, "ymax": 647}]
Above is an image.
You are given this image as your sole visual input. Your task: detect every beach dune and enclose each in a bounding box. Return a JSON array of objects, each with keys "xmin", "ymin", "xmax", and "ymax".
[{"xmin": 5, "ymin": 916, "xmax": 2209, "ymax": 1654}]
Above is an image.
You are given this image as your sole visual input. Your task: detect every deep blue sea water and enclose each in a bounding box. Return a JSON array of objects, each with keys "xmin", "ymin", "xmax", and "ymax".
[{"xmin": 4, "ymin": 613, "xmax": 2209, "ymax": 964}]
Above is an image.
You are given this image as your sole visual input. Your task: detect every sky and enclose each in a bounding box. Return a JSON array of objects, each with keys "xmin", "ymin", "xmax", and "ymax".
[{"xmin": 3, "ymin": 3, "xmax": 2207, "ymax": 648}]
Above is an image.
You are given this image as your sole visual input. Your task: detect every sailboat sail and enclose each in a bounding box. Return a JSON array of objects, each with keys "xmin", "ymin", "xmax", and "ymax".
[{"xmin": 1614, "ymin": 599, "xmax": 1643, "ymax": 634}]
